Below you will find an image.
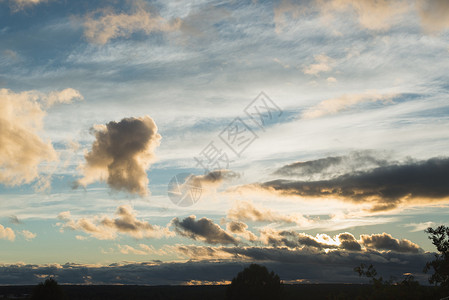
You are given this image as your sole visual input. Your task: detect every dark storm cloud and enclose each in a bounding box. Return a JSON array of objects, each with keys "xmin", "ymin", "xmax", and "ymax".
[
  {"xmin": 77, "ymin": 116, "xmax": 161, "ymax": 196},
  {"xmin": 227, "ymin": 221, "xmax": 247, "ymax": 234},
  {"xmin": 172, "ymin": 215, "xmax": 238, "ymax": 245},
  {"xmin": 190, "ymin": 170, "xmax": 240, "ymax": 191},
  {"xmin": 259, "ymin": 229, "xmax": 419, "ymax": 254},
  {"xmin": 360, "ymin": 233, "xmax": 422, "ymax": 254},
  {"xmin": 261, "ymin": 230, "xmax": 325, "ymax": 249},
  {"xmin": 0, "ymin": 250, "xmax": 434, "ymax": 285},
  {"xmin": 274, "ymin": 151, "xmax": 390, "ymax": 180},
  {"xmin": 260, "ymin": 230, "xmax": 362, "ymax": 251},
  {"xmin": 338, "ymin": 233, "xmax": 362, "ymax": 251},
  {"xmin": 264, "ymin": 157, "xmax": 449, "ymax": 211},
  {"xmin": 8, "ymin": 215, "xmax": 21, "ymax": 225}
]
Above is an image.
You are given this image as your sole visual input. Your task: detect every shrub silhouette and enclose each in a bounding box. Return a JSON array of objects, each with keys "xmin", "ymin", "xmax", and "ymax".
[
  {"xmin": 31, "ymin": 277, "xmax": 67, "ymax": 300},
  {"xmin": 424, "ymin": 225, "xmax": 449, "ymax": 292},
  {"xmin": 226, "ymin": 264, "xmax": 283, "ymax": 300}
]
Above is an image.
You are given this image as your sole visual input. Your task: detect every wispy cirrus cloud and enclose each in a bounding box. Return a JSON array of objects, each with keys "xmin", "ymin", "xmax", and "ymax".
[
  {"xmin": 302, "ymin": 54, "xmax": 334, "ymax": 76},
  {"xmin": 117, "ymin": 244, "xmax": 166, "ymax": 256},
  {"xmin": 7, "ymin": 0, "xmax": 50, "ymax": 11},
  {"xmin": 83, "ymin": 0, "xmax": 181, "ymax": 45},
  {"xmin": 275, "ymin": 0, "xmax": 449, "ymax": 34},
  {"xmin": 403, "ymin": 221, "xmax": 436, "ymax": 232},
  {"xmin": 302, "ymin": 91, "xmax": 396, "ymax": 119},
  {"xmin": 227, "ymin": 200, "xmax": 309, "ymax": 226}
]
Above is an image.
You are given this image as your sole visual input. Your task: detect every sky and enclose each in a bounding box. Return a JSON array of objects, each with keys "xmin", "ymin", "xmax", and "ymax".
[{"xmin": 0, "ymin": 0, "xmax": 449, "ymax": 285}]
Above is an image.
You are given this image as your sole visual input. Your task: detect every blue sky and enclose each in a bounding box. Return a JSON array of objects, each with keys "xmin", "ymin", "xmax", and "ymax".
[{"xmin": 0, "ymin": 0, "xmax": 449, "ymax": 285}]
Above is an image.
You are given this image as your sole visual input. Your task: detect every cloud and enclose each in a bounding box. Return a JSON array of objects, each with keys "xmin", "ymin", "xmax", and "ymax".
[
  {"xmin": 76, "ymin": 116, "xmax": 161, "ymax": 196},
  {"xmin": 337, "ymin": 233, "xmax": 362, "ymax": 251},
  {"xmin": 8, "ymin": 0, "xmax": 49, "ymax": 11},
  {"xmin": 274, "ymin": 0, "xmax": 408, "ymax": 32},
  {"xmin": 360, "ymin": 233, "xmax": 422, "ymax": 253},
  {"xmin": 0, "ymin": 88, "xmax": 82, "ymax": 187},
  {"xmin": 172, "ymin": 215, "xmax": 238, "ymax": 245},
  {"xmin": 172, "ymin": 244, "xmax": 239, "ymax": 261},
  {"xmin": 117, "ymin": 244, "xmax": 165, "ymax": 256},
  {"xmin": 274, "ymin": 150, "xmax": 390, "ymax": 180},
  {"xmin": 403, "ymin": 222, "xmax": 436, "ymax": 232},
  {"xmin": 416, "ymin": 0, "xmax": 449, "ymax": 33},
  {"xmin": 323, "ymin": 0, "xmax": 409, "ymax": 31},
  {"xmin": 83, "ymin": 0, "xmax": 181, "ymax": 45},
  {"xmin": 178, "ymin": 228, "xmax": 419, "ymax": 254},
  {"xmin": 44, "ymin": 88, "xmax": 84, "ymax": 107},
  {"xmin": 302, "ymin": 91, "xmax": 396, "ymax": 119},
  {"xmin": 21, "ymin": 230, "xmax": 36, "ymax": 241},
  {"xmin": 57, "ymin": 205, "xmax": 173, "ymax": 240},
  {"xmin": 0, "ymin": 224, "xmax": 15, "ymax": 241},
  {"xmin": 226, "ymin": 221, "xmax": 258, "ymax": 242},
  {"xmin": 170, "ymin": 245, "xmax": 432, "ymax": 284},
  {"xmin": 274, "ymin": 0, "xmax": 449, "ymax": 34},
  {"xmin": 227, "ymin": 201, "xmax": 307, "ymax": 225},
  {"xmin": 261, "ymin": 156, "xmax": 449, "ymax": 211},
  {"xmin": 178, "ymin": 5, "xmax": 230, "ymax": 41},
  {"xmin": 8, "ymin": 215, "xmax": 21, "ymax": 225},
  {"xmin": 273, "ymin": 0, "xmax": 306, "ymax": 34},
  {"xmin": 191, "ymin": 170, "xmax": 240, "ymax": 193},
  {"xmin": 302, "ymin": 54, "xmax": 334, "ymax": 76},
  {"xmin": 259, "ymin": 229, "xmax": 362, "ymax": 251},
  {"xmin": 0, "ymin": 247, "xmax": 434, "ymax": 285},
  {"xmin": 260, "ymin": 229, "xmax": 331, "ymax": 249}
]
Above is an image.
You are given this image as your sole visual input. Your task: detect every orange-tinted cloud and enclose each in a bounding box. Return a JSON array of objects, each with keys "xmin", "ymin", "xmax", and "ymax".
[
  {"xmin": 57, "ymin": 205, "xmax": 173, "ymax": 240},
  {"xmin": 84, "ymin": 0, "xmax": 181, "ymax": 44},
  {"xmin": 0, "ymin": 224, "xmax": 15, "ymax": 241},
  {"xmin": 302, "ymin": 91, "xmax": 396, "ymax": 119},
  {"xmin": 0, "ymin": 88, "xmax": 82, "ymax": 187}
]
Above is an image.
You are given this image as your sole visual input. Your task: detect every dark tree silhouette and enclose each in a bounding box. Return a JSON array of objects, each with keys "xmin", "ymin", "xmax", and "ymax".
[
  {"xmin": 354, "ymin": 263, "xmax": 385, "ymax": 288},
  {"xmin": 354, "ymin": 263, "xmax": 427, "ymax": 299},
  {"xmin": 226, "ymin": 264, "xmax": 283, "ymax": 300},
  {"xmin": 424, "ymin": 225, "xmax": 449, "ymax": 290},
  {"xmin": 31, "ymin": 277, "xmax": 67, "ymax": 300}
]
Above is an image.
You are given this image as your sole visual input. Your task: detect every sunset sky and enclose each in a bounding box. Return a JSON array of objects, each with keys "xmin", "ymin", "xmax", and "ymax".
[{"xmin": 1, "ymin": 0, "xmax": 449, "ymax": 285}]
